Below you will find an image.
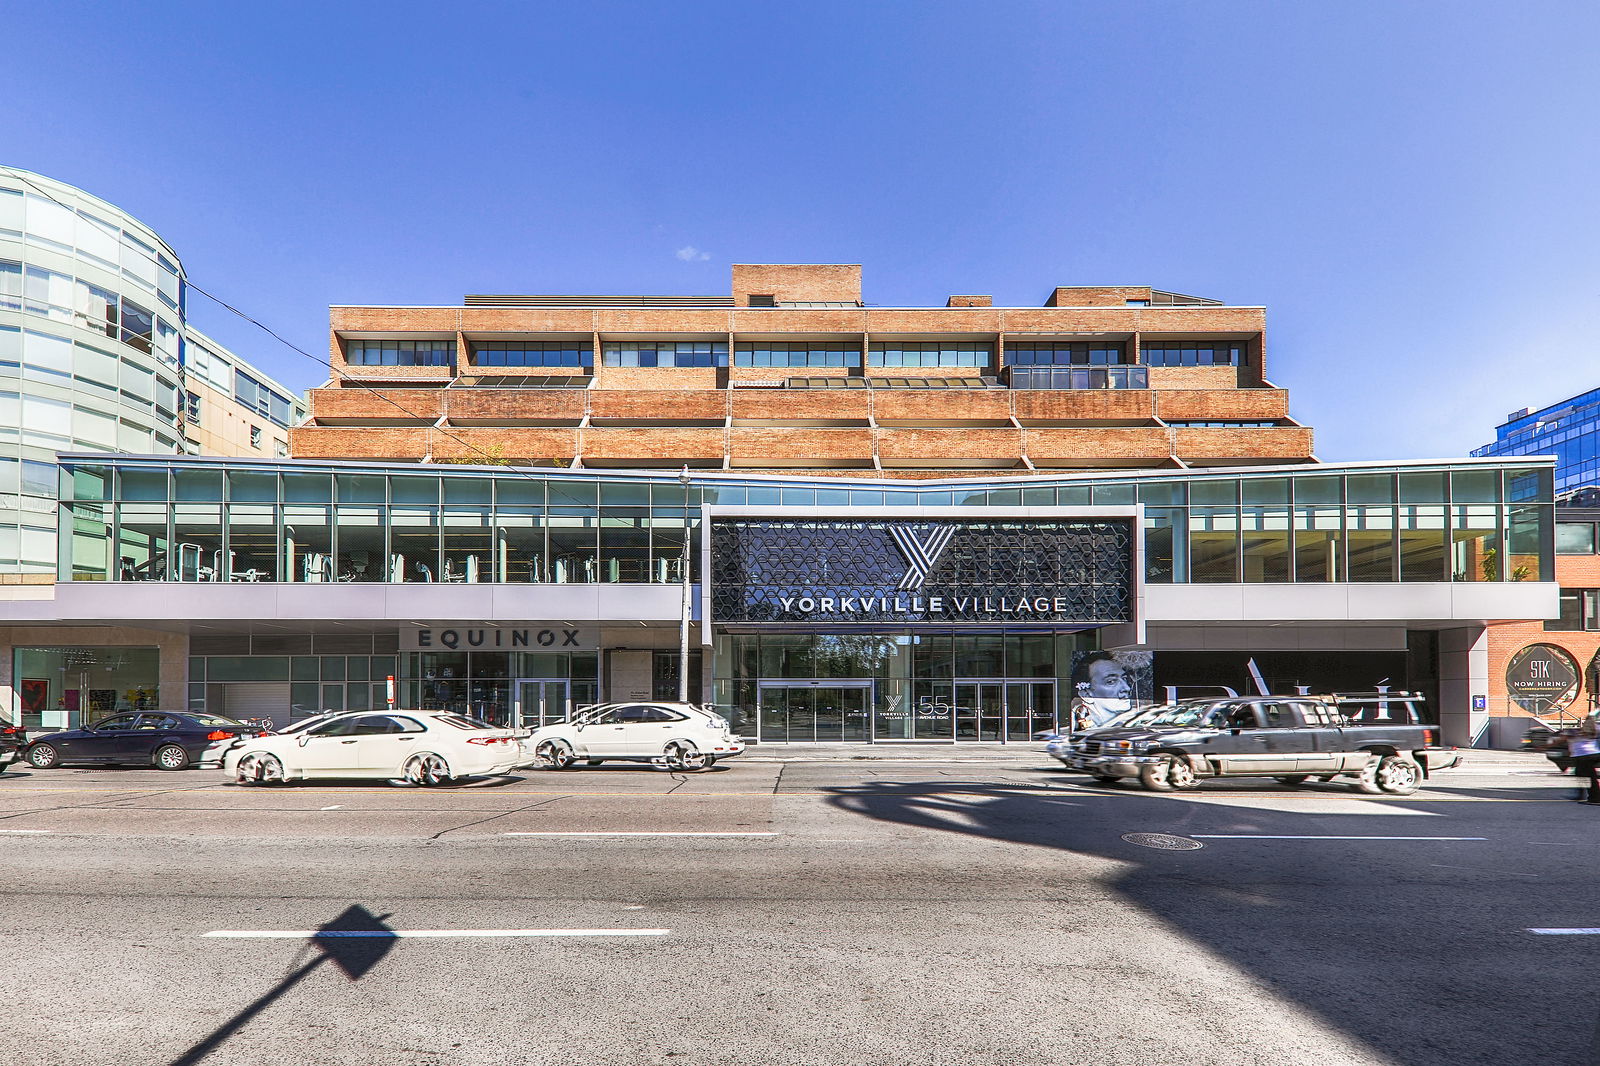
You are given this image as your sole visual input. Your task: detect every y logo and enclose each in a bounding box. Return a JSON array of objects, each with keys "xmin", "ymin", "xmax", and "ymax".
[{"xmin": 888, "ymin": 525, "xmax": 955, "ymax": 590}]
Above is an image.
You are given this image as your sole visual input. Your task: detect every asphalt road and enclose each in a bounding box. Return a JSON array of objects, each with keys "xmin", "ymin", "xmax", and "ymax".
[{"xmin": 0, "ymin": 753, "xmax": 1593, "ymax": 1066}]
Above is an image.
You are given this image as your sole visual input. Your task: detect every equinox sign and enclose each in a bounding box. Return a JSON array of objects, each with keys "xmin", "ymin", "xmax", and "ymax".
[{"xmin": 888, "ymin": 525, "xmax": 956, "ymax": 590}]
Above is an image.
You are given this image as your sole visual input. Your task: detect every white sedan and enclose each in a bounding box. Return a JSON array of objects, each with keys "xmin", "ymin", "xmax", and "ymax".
[
  {"xmin": 225, "ymin": 710, "xmax": 522, "ymax": 786},
  {"xmin": 525, "ymin": 702, "xmax": 744, "ymax": 771}
]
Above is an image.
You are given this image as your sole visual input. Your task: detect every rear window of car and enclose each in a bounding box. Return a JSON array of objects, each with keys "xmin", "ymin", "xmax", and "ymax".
[
  {"xmin": 186, "ymin": 714, "xmax": 247, "ymax": 729},
  {"xmin": 435, "ymin": 715, "xmax": 489, "ymax": 731}
]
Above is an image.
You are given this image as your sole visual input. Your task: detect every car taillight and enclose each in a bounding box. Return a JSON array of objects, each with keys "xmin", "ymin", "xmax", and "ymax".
[
  {"xmin": 206, "ymin": 730, "xmax": 230, "ymax": 741},
  {"xmin": 1423, "ymin": 729, "xmax": 1435, "ymax": 745},
  {"xmin": 466, "ymin": 736, "xmax": 507, "ymax": 746},
  {"xmin": 0, "ymin": 726, "xmax": 19, "ymax": 735},
  {"xmin": 255, "ymin": 731, "xmax": 272, "ymax": 737}
]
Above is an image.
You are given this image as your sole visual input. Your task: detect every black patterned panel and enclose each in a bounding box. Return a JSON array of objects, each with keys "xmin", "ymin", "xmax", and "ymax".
[{"xmin": 710, "ymin": 517, "xmax": 1133, "ymax": 625}]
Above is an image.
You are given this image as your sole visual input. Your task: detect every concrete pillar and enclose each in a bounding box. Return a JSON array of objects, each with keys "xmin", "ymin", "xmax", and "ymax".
[{"xmin": 1438, "ymin": 626, "xmax": 1489, "ymax": 747}]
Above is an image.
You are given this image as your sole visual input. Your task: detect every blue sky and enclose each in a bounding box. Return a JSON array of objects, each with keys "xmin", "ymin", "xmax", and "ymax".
[{"xmin": 4, "ymin": 0, "xmax": 1596, "ymax": 461}]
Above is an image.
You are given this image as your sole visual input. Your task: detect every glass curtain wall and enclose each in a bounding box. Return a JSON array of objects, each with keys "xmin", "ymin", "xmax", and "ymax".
[{"xmin": 64, "ymin": 462, "xmax": 1553, "ymax": 586}]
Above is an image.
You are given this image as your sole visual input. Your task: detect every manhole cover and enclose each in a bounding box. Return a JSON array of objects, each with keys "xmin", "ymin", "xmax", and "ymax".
[{"xmin": 1121, "ymin": 832, "xmax": 1204, "ymax": 851}]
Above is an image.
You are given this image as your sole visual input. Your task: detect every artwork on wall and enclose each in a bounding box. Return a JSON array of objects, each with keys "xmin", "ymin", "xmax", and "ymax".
[{"xmin": 19, "ymin": 678, "xmax": 49, "ymax": 714}]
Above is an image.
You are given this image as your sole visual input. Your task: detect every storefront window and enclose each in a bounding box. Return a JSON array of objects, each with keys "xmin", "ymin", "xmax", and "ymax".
[{"xmin": 13, "ymin": 645, "xmax": 159, "ymax": 729}]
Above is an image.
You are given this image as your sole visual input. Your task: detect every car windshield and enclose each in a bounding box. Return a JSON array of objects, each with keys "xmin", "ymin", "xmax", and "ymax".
[{"xmin": 1142, "ymin": 702, "xmax": 1233, "ymax": 729}]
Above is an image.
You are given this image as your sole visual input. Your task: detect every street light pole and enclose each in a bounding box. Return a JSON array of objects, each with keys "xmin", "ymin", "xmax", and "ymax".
[{"xmin": 679, "ymin": 466, "xmax": 692, "ymax": 705}]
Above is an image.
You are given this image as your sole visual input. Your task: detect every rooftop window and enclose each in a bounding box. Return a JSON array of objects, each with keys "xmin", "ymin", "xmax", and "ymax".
[
  {"xmin": 345, "ymin": 339, "xmax": 455, "ymax": 367},
  {"xmin": 868, "ymin": 342, "xmax": 991, "ymax": 368},
  {"xmin": 602, "ymin": 342, "xmax": 726, "ymax": 368},
  {"xmin": 471, "ymin": 341, "xmax": 591, "ymax": 368},
  {"xmin": 1142, "ymin": 342, "xmax": 1247, "ymax": 367},
  {"xmin": 735, "ymin": 342, "xmax": 860, "ymax": 368},
  {"xmin": 1005, "ymin": 342, "xmax": 1127, "ymax": 366}
]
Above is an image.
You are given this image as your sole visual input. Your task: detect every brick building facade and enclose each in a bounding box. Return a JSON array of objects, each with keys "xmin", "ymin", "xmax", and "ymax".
[{"xmin": 295, "ymin": 265, "xmax": 1313, "ymax": 475}]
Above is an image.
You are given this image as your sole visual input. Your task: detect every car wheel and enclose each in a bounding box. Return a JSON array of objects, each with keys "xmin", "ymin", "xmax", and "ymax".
[
  {"xmin": 404, "ymin": 753, "xmax": 453, "ymax": 787},
  {"xmin": 662, "ymin": 740, "xmax": 707, "ymax": 772},
  {"xmin": 534, "ymin": 739, "xmax": 576, "ymax": 770},
  {"xmin": 1374, "ymin": 755, "xmax": 1421, "ymax": 795},
  {"xmin": 154, "ymin": 744, "xmax": 191, "ymax": 771},
  {"xmin": 26, "ymin": 743, "xmax": 60, "ymax": 769},
  {"xmin": 1354, "ymin": 756, "xmax": 1386, "ymax": 794},
  {"xmin": 1139, "ymin": 755, "xmax": 1195, "ymax": 792},
  {"xmin": 1274, "ymin": 775, "xmax": 1309, "ymax": 787},
  {"xmin": 236, "ymin": 752, "xmax": 285, "ymax": 786}
]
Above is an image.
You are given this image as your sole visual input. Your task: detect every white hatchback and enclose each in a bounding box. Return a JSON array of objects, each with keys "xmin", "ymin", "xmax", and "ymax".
[
  {"xmin": 524, "ymin": 702, "xmax": 744, "ymax": 771},
  {"xmin": 224, "ymin": 710, "xmax": 522, "ymax": 786}
]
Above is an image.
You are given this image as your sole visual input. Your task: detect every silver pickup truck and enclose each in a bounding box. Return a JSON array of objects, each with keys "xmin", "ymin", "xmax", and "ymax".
[{"xmin": 1058, "ymin": 694, "xmax": 1460, "ymax": 794}]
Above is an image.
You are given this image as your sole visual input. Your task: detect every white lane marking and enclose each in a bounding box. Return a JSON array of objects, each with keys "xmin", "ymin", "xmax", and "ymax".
[
  {"xmin": 1529, "ymin": 928, "xmax": 1600, "ymax": 935},
  {"xmin": 320, "ymin": 805, "xmax": 343, "ymax": 811},
  {"xmin": 0, "ymin": 829, "xmax": 51, "ymax": 834},
  {"xmin": 203, "ymin": 928, "xmax": 670, "ymax": 939},
  {"xmin": 1190, "ymin": 835, "xmax": 1487, "ymax": 840},
  {"xmin": 502, "ymin": 831, "xmax": 778, "ymax": 837}
]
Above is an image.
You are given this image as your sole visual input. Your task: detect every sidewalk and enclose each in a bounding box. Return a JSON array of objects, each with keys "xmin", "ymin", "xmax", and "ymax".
[
  {"xmin": 740, "ymin": 743, "xmax": 1045, "ymax": 762},
  {"xmin": 737, "ymin": 744, "xmax": 1559, "ymax": 767}
]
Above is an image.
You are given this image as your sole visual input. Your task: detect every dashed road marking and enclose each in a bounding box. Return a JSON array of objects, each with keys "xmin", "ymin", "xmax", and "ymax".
[
  {"xmin": 1191, "ymin": 834, "xmax": 1487, "ymax": 841},
  {"xmin": 203, "ymin": 928, "xmax": 670, "ymax": 939},
  {"xmin": 503, "ymin": 831, "xmax": 779, "ymax": 837}
]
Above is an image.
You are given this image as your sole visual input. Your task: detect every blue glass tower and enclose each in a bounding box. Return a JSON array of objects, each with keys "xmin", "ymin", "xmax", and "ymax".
[{"xmin": 1474, "ymin": 388, "xmax": 1600, "ymax": 495}]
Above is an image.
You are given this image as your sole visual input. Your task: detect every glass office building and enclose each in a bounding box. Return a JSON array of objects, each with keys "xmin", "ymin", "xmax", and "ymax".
[
  {"xmin": 0, "ymin": 453, "xmax": 1553, "ymax": 745},
  {"xmin": 0, "ymin": 167, "xmax": 302, "ymax": 575},
  {"xmin": 1474, "ymin": 388, "xmax": 1600, "ymax": 495}
]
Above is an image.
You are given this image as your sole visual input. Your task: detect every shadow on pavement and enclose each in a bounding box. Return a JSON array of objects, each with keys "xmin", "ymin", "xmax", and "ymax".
[
  {"xmin": 168, "ymin": 903, "xmax": 396, "ymax": 1066},
  {"xmin": 824, "ymin": 777, "xmax": 1600, "ymax": 1066}
]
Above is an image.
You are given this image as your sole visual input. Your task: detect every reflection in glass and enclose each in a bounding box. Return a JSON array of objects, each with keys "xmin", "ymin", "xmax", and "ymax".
[
  {"xmin": 1241, "ymin": 507, "xmax": 1290, "ymax": 582},
  {"xmin": 442, "ymin": 508, "xmax": 491, "ymax": 582},
  {"xmin": 1452, "ymin": 505, "xmax": 1500, "ymax": 581},
  {"xmin": 172, "ymin": 504, "xmax": 222, "ymax": 581},
  {"xmin": 225, "ymin": 505, "xmax": 278, "ymax": 581},
  {"xmin": 284, "ymin": 505, "xmax": 333, "ymax": 582},
  {"xmin": 496, "ymin": 509, "xmax": 545, "ymax": 582},
  {"xmin": 1190, "ymin": 506, "xmax": 1240, "ymax": 582},
  {"xmin": 1346, "ymin": 506, "xmax": 1396, "ymax": 582},
  {"xmin": 334, "ymin": 506, "xmax": 387, "ymax": 582},
  {"xmin": 392, "ymin": 507, "xmax": 440, "ymax": 582},
  {"xmin": 1397, "ymin": 505, "xmax": 1447, "ymax": 582}
]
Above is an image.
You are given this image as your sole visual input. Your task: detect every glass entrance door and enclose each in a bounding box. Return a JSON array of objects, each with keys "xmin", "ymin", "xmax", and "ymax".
[
  {"xmin": 513, "ymin": 678, "xmax": 570, "ymax": 729},
  {"xmin": 952, "ymin": 681, "xmax": 1055, "ymax": 742},
  {"xmin": 1006, "ymin": 682, "xmax": 1057, "ymax": 741},
  {"xmin": 954, "ymin": 682, "xmax": 1004, "ymax": 741},
  {"xmin": 757, "ymin": 681, "xmax": 872, "ymax": 742}
]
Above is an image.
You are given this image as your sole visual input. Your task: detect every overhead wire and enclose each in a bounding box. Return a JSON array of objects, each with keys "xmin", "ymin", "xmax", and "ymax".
[{"xmin": 0, "ymin": 166, "xmax": 567, "ymax": 481}]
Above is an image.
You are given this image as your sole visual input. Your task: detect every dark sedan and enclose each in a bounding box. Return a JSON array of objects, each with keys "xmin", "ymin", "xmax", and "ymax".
[
  {"xmin": 23, "ymin": 712, "xmax": 267, "ymax": 771},
  {"xmin": 0, "ymin": 723, "xmax": 27, "ymax": 773}
]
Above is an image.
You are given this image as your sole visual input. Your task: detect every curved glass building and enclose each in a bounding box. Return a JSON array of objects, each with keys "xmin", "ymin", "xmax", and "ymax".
[{"xmin": 0, "ymin": 167, "xmax": 302, "ymax": 574}]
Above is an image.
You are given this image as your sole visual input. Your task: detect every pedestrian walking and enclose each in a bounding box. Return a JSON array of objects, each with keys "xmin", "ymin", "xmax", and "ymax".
[{"xmin": 1567, "ymin": 717, "xmax": 1600, "ymax": 804}]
